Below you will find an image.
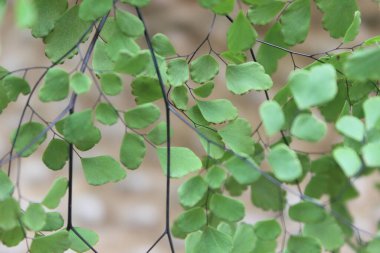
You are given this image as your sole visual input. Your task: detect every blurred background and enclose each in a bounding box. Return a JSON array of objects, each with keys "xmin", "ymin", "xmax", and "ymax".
[{"xmin": 1, "ymin": 0, "xmax": 380, "ymax": 252}]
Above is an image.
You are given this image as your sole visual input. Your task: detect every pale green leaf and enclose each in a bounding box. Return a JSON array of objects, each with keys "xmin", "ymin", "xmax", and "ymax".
[
  {"xmin": 268, "ymin": 144, "xmax": 303, "ymax": 182},
  {"xmin": 81, "ymin": 156, "xmax": 127, "ymax": 186},
  {"xmin": 335, "ymin": 115, "xmax": 364, "ymax": 142},
  {"xmin": 343, "ymin": 11, "xmax": 361, "ymax": 43},
  {"xmin": 364, "ymin": 96, "xmax": 380, "ymax": 130},
  {"xmin": 0, "ymin": 198, "xmax": 21, "ymax": 230},
  {"xmin": 157, "ymin": 147, "xmax": 202, "ymax": 178},
  {"xmin": 79, "ymin": 0, "xmax": 112, "ymax": 21},
  {"xmin": 39, "ymin": 68, "xmax": 69, "ymax": 102},
  {"xmin": 226, "ymin": 62, "xmax": 273, "ymax": 94},
  {"xmin": 362, "ymin": 142, "xmax": 380, "ymax": 168},
  {"xmin": 280, "ymin": 0, "xmax": 311, "ymax": 45},
  {"xmin": 197, "ymin": 99, "xmax": 238, "ymax": 124},
  {"xmin": 231, "ymin": 224, "xmax": 257, "ymax": 253},
  {"xmin": 41, "ymin": 212, "xmax": 64, "ymax": 231},
  {"xmin": 210, "ymin": 193, "xmax": 245, "ymax": 222},
  {"xmin": 124, "ymin": 103, "xmax": 160, "ymax": 129},
  {"xmin": 333, "ymin": 146, "xmax": 361, "ymax": 177},
  {"xmin": 44, "ymin": 6, "xmax": 92, "ymax": 62},
  {"xmin": 152, "ymin": 33, "xmax": 176, "ymax": 56},
  {"xmin": 259, "ymin": 100, "xmax": 285, "ymax": 136},
  {"xmin": 194, "ymin": 227, "xmax": 232, "ymax": 253},
  {"xmin": 146, "ymin": 122, "xmax": 173, "ymax": 145},
  {"xmin": 227, "ymin": 11, "xmax": 257, "ymax": 52},
  {"xmin": 291, "ymin": 113, "xmax": 327, "ymax": 142},
  {"xmin": 171, "ymin": 86, "xmax": 188, "ymax": 110},
  {"xmin": 69, "ymin": 227, "xmax": 99, "ymax": 253},
  {"xmin": 15, "ymin": 0, "xmax": 37, "ymax": 28},
  {"xmin": 289, "ymin": 64, "xmax": 337, "ymax": 109},
  {"xmin": 167, "ymin": 59, "xmax": 189, "ymax": 87},
  {"xmin": 114, "ymin": 51, "xmax": 150, "ymax": 76},
  {"xmin": 115, "ymin": 9, "xmax": 144, "ymax": 37},
  {"xmin": 99, "ymin": 73, "xmax": 123, "ymax": 96},
  {"xmin": 70, "ymin": 72, "xmax": 92, "ymax": 95},
  {"xmin": 173, "ymin": 207, "xmax": 207, "ymax": 234},
  {"xmin": 30, "ymin": 230, "xmax": 71, "ymax": 253},
  {"xmin": 190, "ymin": 55, "xmax": 219, "ymax": 84},
  {"xmin": 286, "ymin": 236, "xmax": 322, "ymax": 253},
  {"xmin": 344, "ymin": 47, "xmax": 380, "ymax": 82},
  {"xmin": 121, "ymin": 0, "xmax": 151, "ymax": 7},
  {"xmin": 95, "ymin": 103, "xmax": 118, "ymax": 125},
  {"xmin": 2, "ymin": 75, "xmax": 30, "ymax": 101},
  {"xmin": 0, "ymin": 170, "xmax": 14, "ymax": 201},
  {"xmin": 119, "ymin": 133, "xmax": 146, "ymax": 170},
  {"xmin": 253, "ymin": 219, "xmax": 281, "ymax": 240},
  {"xmin": 219, "ymin": 118, "xmax": 254, "ymax": 155},
  {"xmin": 247, "ymin": 1, "xmax": 285, "ymax": 25},
  {"xmin": 193, "ymin": 81, "xmax": 214, "ymax": 98},
  {"xmin": 22, "ymin": 203, "xmax": 46, "ymax": 231},
  {"xmin": 224, "ymin": 156, "xmax": 260, "ymax": 185},
  {"xmin": 178, "ymin": 175, "xmax": 208, "ymax": 208},
  {"xmin": 42, "ymin": 177, "xmax": 68, "ymax": 209},
  {"xmin": 11, "ymin": 122, "xmax": 47, "ymax": 157},
  {"xmin": 205, "ymin": 166, "xmax": 226, "ymax": 189}
]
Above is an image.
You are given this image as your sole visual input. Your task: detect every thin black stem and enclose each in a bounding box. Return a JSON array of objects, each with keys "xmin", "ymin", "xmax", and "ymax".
[{"xmin": 136, "ymin": 7, "xmax": 175, "ymax": 253}]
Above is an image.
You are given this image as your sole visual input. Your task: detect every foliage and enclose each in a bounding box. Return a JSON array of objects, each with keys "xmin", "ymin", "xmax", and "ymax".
[{"xmin": 1, "ymin": 0, "xmax": 380, "ymax": 252}]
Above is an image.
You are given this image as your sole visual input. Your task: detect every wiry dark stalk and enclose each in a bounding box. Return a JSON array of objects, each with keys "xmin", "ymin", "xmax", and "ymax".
[{"xmin": 135, "ymin": 7, "xmax": 175, "ymax": 253}]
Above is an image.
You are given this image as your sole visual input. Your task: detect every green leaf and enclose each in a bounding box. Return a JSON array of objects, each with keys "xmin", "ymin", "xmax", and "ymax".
[
  {"xmin": 79, "ymin": 0, "xmax": 112, "ymax": 21},
  {"xmin": 250, "ymin": 175, "xmax": 286, "ymax": 211},
  {"xmin": 42, "ymin": 212, "xmax": 64, "ymax": 231},
  {"xmin": 291, "ymin": 113, "xmax": 327, "ymax": 142},
  {"xmin": 365, "ymin": 238, "xmax": 380, "ymax": 253},
  {"xmin": 44, "ymin": 6, "xmax": 92, "ymax": 62},
  {"xmin": 247, "ymin": 1, "xmax": 285, "ymax": 25},
  {"xmin": 268, "ymin": 144, "xmax": 303, "ymax": 182},
  {"xmin": 257, "ymin": 22, "xmax": 288, "ymax": 74},
  {"xmin": 198, "ymin": 126, "xmax": 225, "ymax": 159},
  {"xmin": 0, "ymin": 171, "xmax": 13, "ymax": 201},
  {"xmin": 2, "ymin": 75, "xmax": 30, "ymax": 101},
  {"xmin": 157, "ymin": 147, "xmax": 202, "ymax": 178},
  {"xmin": 205, "ymin": 166, "xmax": 226, "ymax": 189},
  {"xmin": 167, "ymin": 59, "xmax": 189, "ymax": 87},
  {"xmin": 173, "ymin": 207, "xmax": 207, "ymax": 234},
  {"xmin": 303, "ymin": 216, "xmax": 344, "ymax": 251},
  {"xmin": 362, "ymin": 142, "xmax": 380, "ymax": 168},
  {"xmin": 69, "ymin": 227, "xmax": 99, "ymax": 253},
  {"xmin": 0, "ymin": 224, "xmax": 25, "ymax": 247},
  {"xmin": 178, "ymin": 175, "xmax": 208, "ymax": 208},
  {"xmin": 344, "ymin": 47, "xmax": 380, "ymax": 82},
  {"xmin": 115, "ymin": 9, "xmax": 144, "ymax": 37},
  {"xmin": 231, "ymin": 223, "xmax": 256, "ymax": 253},
  {"xmin": 254, "ymin": 219, "xmax": 281, "ymax": 240},
  {"xmin": 289, "ymin": 202, "xmax": 326, "ymax": 223},
  {"xmin": 343, "ymin": 11, "xmax": 361, "ymax": 43},
  {"xmin": 131, "ymin": 76, "xmax": 162, "ymax": 105},
  {"xmin": 15, "ymin": 0, "xmax": 37, "ymax": 28},
  {"xmin": 30, "ymin": 230, "xmax": 71, "ymax": 253},
  {"xmin": 211, "ymin": 0, "xmax": 235, "ymax": 15},
  {"xmin": 0, "ymin": 198, "xmax": 21, "ymax": 232},
  {"xmin": 146, "ymin": 122, "xmax": 172, "ymax": 145},
  {"xmin": 121, "ymin": 0, "xmax": 151, "ymax": 7},
  {"xmin": 210, "ymin": 193, "xmax": 245, "ymax": 222},
  {"xmin": 0, "ymin": 83, "xmax": 10, "ymax": 114},
  {"xmin": 63, "ymin": 109, "xmax": 96, "ymax": 144},
  {"xmin": 185, "ymin": 231, "xmax": 202, "ymax": 253},
  {"xmin": 315, "ymin": 0, "xmax": 358, "ymax": 38},
  {"xmin": 171, "ymin": 86, "xmax": 188, "ymax": 110},
  {"xmin": 70, "ymin": 72, "xmax": 92, "ymax": 95},
  {"xmin": 259, "ymin": 100, "xmax": 285, "ymax": 136},
  {"xmin": 11, "ymin": 122, "xmax": 47, "ymax": 157},
  {"xmin": 30, "ymin": 0, "xmax": 68, "ymax": 38},
  {"xmin": 152, "ymin": 33, "xmax": 176, "ymax": 57},
  {"xmin": 42, "ymin": 177, "xmax": 68, "ymax": 209},
  {"xmin": 42, "ymin": 138, "xmax": 69, "ymax": 171},
  {"xmin": 335, "ymin": 115, "xmax": 364, "ymax": 142},
  {"xmin": 22, "ymin": 203, "xmax": 46, "ymax": 231},
  {"xmin": 364, "ymin": 96, "xmax": 380, "ymax": 130},
  {"xmin": 286, "ymin": 236, "xmax": 322, "ymax": 253},
  {"xmin": 124, "ymin": 103, "xmax": 160, "ymax": 129},
  {"xmin": 289, "ymin": 64, "xmax": 337, "ymax": 109},
  {"xmin": 194, "ymin": 227, "xmax": 233, "ymax": 253},
  {"xmin": 332, "ymin": 146, "xmax": 361, "ymax": 177},
  {"xmin": 227, "ymin": 11, "xmax": 257, "ymax": 52},
  {"xmin": 219, "ymin": 118, "xmax": 254, "ymax": 155},
  {"xmin": 190, "ymin": 55, "xmax": 219, "ymax": 84},
  {"xmin": 226, "ymin": 62, "xmax": 273, "ymax": 94},
  {"xmin": 92, "ymin": 40, "xmax": 114, "ymax": 73},
  {"xmin": 119, "ymin": 133, "xmax": 146, "ymax": 170},
  {"xmin": 114, "ymin": 51, "xmax": 150, "ymax": 76},
  {"xmin": 280, "ymin": 0, "xmax": 311, "ymax": 45},
  {"xmin": 225, "ymin": 156, "xmax": 260, "ymax": 185},
  {"xmin": 197, "ymin": 99, "xmax": 238, "ymax": 124},
  {"xmin": 81, "ymin": 156, "xmax": 127, "ymax": 186},
  {"xmin": 95, "ymin": 103, "xmax": 118, "ymax": 125},
  {"xmin": 39, "ymin": 67, "xmax": 69, "ymax": 102},
  {"xmin": 99, "ymin": 73, "xmax": 123, "ymax": 96},
  {"xmin": 193, "ymin": 81, "xmax": 214, "ymax": 98}
]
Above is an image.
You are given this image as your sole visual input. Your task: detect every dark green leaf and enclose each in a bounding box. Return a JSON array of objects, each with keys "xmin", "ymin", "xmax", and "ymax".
[
  {"xmin": 11, "ymin": 122, "xmax": 47, "ymax": 157},
  {"xmin": 119, "ymin": 133, "xmax": 146, "ymax": 170},
  {"xmin": 39, "ymin": 67, "xmax": 69, "ymax": 102},
  {"xmin": 42, "ymin": 138, "xmax": 69, "ymax": 171}
]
